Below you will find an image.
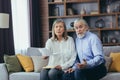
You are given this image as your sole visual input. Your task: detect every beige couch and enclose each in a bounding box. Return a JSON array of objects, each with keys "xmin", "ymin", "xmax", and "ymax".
[{"xmin": 1, "ymin": 46, "xmax": 120, "ymax": 80}]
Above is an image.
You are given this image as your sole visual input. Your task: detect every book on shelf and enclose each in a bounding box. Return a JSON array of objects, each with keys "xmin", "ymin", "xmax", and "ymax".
[{"xmin": 53, "ymin": 7, "xmax": 59, "ymax": 16}]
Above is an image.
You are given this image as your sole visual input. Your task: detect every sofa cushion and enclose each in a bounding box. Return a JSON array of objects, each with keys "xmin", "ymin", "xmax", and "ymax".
[
  {"xmin": 109, "ymin": 52, "xmax": 120, "ymax": 72},
  {"xmin": 27, "ymin": 47, "xmax": 42, "ymax": 56},
  {"xmin": 27, "ymin": 47, "xmax": 52, "ymax": 56},
  {"xmin": 0, "ymin": 63, "xmax": 9, "ymax": 80},
  {"xmin": 105, "ymin": 56, "xmax": 112, "ymax": 72},
  {"xmin": 31, "ymin": 56, "xmax": 49, "ymax": 72},
  {"xmin": 9, "ymin": 72, "xmax": 40, "ymax": 80},
  {"xmin": 17, "ymin": 54, "xmax": 34, "ymax": 72},
  {"xmin": 4, "ymin": 55, "xmax": 22, "ymax": 73},
  {"xmin": 100, "ymin": 72, "xmax": 120, "ymax": 80},
  {"xmin": 39, "ymin": 48, "xmax": 51, "ymax": 56},
  {"xmin": 103, "ymin": 46, "xmax": 120, "ymax": 56}
]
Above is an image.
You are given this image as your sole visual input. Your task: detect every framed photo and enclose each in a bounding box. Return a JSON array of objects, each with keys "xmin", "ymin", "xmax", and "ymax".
[{"xmin": 67, "ymin": 8, "xmax": 74, "ymax": 15}]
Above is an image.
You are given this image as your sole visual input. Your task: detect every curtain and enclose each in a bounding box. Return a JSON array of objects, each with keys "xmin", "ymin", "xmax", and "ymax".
[
  {"xmin": 11, "ymin": 0, "xmax": 30, "ymax": 54},
  {"xmin": 29, "ymin": 0, "xmax": 42, "ymax": 47},
  {"xmin": 0, "ymin": 0, "xmax": 15, "ymax": 63},
  {"xmin": 29, "ymin": 0, "xmax": 49, "ymax": 47}
]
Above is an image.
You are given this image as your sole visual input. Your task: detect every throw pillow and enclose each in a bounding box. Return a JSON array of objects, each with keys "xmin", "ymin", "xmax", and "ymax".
[
  {"xmin": 4, "ymin": 55, "xmax": 22, "ymax": 73},
  {"xmin": 39, "ymin": 48, "xmax": 52, "ymax": 56},
  {"xmin": 109, "ymin": 52, "xmax": 120, "ymax": 72},
  {"xmin": 31, "ymin": 56, "xmax": 49, "ymax": 72},
  {"xmin": 104, "ymin": 56, "xmax": 112, "ymax": 72},
  {"xmin": 16, "ymin": 54, "xmax": 34, "ymax": 72}
]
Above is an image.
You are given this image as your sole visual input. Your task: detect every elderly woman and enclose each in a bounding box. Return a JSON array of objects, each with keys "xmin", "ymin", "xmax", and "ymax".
[{"xmin": 40, "ymin": 19, "xmax": 76, "ymax": 80}]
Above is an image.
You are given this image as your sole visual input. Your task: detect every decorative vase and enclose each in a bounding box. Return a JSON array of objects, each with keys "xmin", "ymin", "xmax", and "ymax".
[
  {"xmin": 80, "ymin": 7, "xmax": 86, "ymax": 15},
  {"xmin": 95, "ymin": 18, "xmax": 105, "ymax": 28},
  {"xmin": 70, "ymin": 22, "xmax": 74, "ymax": 30},
  {"xmin": 107, "ymin": 5, "xmax": 111, "ymax": 13}
]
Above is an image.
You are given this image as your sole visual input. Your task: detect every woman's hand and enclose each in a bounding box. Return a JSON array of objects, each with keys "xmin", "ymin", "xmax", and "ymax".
[
  {"xmin": 42, "ymin": 56, "xmax": 49, "ymax": 59},
  {"xmin": 55, "ymin": 65, "xmax": 62, "ymax": 70}
]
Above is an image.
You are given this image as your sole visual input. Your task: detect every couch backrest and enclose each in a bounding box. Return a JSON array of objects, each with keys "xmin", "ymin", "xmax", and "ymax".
[
  {"xmin": 26, "ymin": 47, "xmax": 42, "ymax": 56},
  {"xmin": 27, "ymin": 46, "xmax": 120, "ymax": 57},
  {"xmin": 103, "ymin": 46, "xmax": 120, "ymax": 56}
]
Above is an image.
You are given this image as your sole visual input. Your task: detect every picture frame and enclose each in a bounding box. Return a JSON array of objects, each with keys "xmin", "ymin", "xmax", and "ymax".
[{"xmin": 67, "ymin": 8, "xmax": 74, "ymax": 15}]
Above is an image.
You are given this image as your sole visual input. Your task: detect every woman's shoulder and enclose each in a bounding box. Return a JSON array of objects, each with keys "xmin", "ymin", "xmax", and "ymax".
[
  {"xmin": 67, "ymin": 36, "xmax": 72, "ymax": 39},
  {"xmin": 67, "ymin": 36, "xmax": 74, "ymax": 41},
  {"xmin": 46, "ymin": 38, "xmax": 53, "ymax": 43}
]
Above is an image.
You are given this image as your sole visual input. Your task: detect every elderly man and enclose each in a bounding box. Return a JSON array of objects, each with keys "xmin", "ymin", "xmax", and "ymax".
[{"xmin": 63, "ymin": 18, "xmax": 107, "ymax": 80}]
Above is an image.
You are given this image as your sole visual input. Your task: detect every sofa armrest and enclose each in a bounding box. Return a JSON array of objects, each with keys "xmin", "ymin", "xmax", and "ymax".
[{"xmin": 0, "ymin": 63, "xmax": 9, "ymax": 80}]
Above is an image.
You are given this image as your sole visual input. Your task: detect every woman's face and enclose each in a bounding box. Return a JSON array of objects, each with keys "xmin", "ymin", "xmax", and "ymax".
[
  {"xmin": 54, "ymin": 22, "xmax": 65, "ymax": 37},
  {"xmin": 74, "ymin": 21, "xmax": 88, "ymax": 35}
]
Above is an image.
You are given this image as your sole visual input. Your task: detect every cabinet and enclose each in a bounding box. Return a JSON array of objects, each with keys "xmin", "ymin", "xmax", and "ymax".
[{"xmin": 48, "ymin": 0, "xmax": 120, "ymax": 46}]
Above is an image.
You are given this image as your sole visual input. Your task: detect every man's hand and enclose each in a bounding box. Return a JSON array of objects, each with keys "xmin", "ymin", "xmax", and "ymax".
[
  {"xmin": 77, "ymin": 59, "xmax": 87, "ymax": 69},
  {"xmin": 65, "ymin": 68, "xmax": 74, "ymax": 73}
]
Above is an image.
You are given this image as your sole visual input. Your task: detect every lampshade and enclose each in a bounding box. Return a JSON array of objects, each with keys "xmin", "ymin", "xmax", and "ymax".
[{"xmin": 0, "ymin": 13, "xmax": 9, "ymax": 28}]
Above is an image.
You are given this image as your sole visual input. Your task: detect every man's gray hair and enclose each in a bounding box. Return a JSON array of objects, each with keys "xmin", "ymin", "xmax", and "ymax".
[{"xmin": 74, "ymin": 18, "xmax": 88, "ymax": 27}]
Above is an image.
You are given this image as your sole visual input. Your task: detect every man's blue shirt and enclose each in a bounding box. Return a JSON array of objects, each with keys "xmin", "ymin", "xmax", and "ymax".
[{"xmin": 73, "ymin": 31, "xmax": 105, "ymax": 69}]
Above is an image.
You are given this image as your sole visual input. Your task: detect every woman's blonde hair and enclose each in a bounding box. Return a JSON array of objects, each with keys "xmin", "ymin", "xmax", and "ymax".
[{"xmin": 51, "ymin": 19, "xmax": 68, "ymax": 41}]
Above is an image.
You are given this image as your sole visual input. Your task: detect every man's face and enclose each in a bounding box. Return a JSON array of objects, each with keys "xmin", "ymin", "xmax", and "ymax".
[{"xmin": 74, "ymin": 21, "xmax": 88, "ymax": 35}]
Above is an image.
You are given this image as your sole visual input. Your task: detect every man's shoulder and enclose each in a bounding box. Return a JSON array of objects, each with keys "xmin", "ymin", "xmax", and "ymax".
[
  {"xmin": 88, "ymin": 31, "xmax": 98, "ymax": 38},
  {"xmin": 88, "ymin": 32, "xmax": 101, "ymax": 43}
]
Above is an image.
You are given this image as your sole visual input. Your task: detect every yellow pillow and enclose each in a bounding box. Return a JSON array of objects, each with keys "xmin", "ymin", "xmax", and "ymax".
[
  {"xmin": 109, "ymin": 52, "xmax": 120, "ymax": 72},
  {"xmin": 16, "ymin": 54, "xmax": 34, "ymax": 72}
]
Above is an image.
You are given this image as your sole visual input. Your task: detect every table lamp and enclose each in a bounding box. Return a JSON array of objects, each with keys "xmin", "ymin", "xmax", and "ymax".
[{"xmin": 0, "ymin": 13, "xmax": 9, "ymax": 28}]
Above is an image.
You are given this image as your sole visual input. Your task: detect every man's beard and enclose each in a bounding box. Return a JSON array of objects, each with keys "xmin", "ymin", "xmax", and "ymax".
[
  {"xmin": 77, "ymin": 31, "xmax": 86, "ymax": 38},
  {"xmin": 77, "ymin": 34, "xmax": 85, "ymax": 38}
]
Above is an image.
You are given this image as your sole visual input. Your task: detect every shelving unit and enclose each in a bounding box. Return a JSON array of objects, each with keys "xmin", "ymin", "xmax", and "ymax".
[{"xmin": 48, "ymin": 0, "xmax": 120, "ymax": 46}]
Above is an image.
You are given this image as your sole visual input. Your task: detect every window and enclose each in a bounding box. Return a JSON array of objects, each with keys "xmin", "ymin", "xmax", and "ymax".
[{"xmin": 11, "ymin": 0, "xmax": 30, "ymax": 54}]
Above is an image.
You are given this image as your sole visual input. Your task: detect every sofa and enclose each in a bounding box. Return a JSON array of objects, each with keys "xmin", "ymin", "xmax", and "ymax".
[{"xmin": 0, "ymin": 46, "xmax": 120, "ymax": 80}]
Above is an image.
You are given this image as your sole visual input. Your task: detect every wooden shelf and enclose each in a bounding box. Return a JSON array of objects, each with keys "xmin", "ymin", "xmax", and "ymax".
[
  {"xmin": 82, "ymin": 13, "xmax": 117, "ymax": 17},
  {"xmin": 67, "ymin": 29, "xmax": 75, "ymax": 32},
  {"xmin": 48, "ymin": 2, "xmax": 64, "ymax": 4},
  {"xmin": 100, "ymin": 28, "xmax": 120, "ymax": 30},
  {"xmin": 48, "ymin": 13, "xmax": 118, "ymax": 18},
  {"xmin": 49, "ymin": 15, "xmax": 81, "ymax": 18},
  {"xmin": 49, "ymin": 29, "xmax": 75, "ymax": 33},
  {"xmin": 48, "ymin": 0, "xmax": 120, "ymax": 46},
  {"xmin": 103, "ymin": 43, "xmax": 120, "ymax": 46},
  {"xmin": 66, "ymin": 0, "xmax": 97, "ymax": 3}
]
